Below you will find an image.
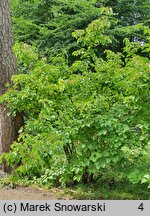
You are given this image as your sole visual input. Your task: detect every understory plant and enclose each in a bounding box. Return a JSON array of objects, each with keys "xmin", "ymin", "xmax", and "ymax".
[{"xmin": 0, "ymin": 8, "xmax": 150, "ymax": 188}]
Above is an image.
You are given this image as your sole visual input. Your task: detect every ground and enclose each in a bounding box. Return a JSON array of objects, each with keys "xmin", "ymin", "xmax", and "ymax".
[
  {"xmin": 0, "ymin": 188, "xmax": 54, "ymax": 200},
  {"xmin": 0, "ymin": 171, "xmax": 72, "ymax": 200},
  {"xmin": 0, "ymin": 187, "xmax": 72, "ymax": 200},
  {"xmin": 0, "ymin": 171, "xmax": 149, "ymax": 200}
]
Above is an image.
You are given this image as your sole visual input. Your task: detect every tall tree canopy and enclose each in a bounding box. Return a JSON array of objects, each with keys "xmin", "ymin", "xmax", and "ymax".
[{"xmin": 11, "ymin": 0, "xmax": 150, "ymax": 62}]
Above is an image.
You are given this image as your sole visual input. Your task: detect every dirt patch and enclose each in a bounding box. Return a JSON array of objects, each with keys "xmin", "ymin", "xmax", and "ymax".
[
  {"xmin": 0, "ymin": 187, "xmax": 72, "ymax": 200},
  {"xmin": 0, "ymin": 171, "xmax": 72, "ymax": 200}
]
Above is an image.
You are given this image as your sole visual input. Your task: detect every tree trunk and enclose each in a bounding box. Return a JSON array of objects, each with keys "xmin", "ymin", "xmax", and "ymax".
[{"xmin": 0, "ymin": 0, "xmax": 23, "ymax": 167}]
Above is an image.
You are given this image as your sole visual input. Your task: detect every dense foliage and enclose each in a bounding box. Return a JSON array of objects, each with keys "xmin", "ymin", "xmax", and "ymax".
[
  {"xmin": 11, "ymin": 0, "xmax": 150, "ymax": 61},
  {"xmin": 0, "ymin": 0, "xmax": 150, "ymax": 191}
]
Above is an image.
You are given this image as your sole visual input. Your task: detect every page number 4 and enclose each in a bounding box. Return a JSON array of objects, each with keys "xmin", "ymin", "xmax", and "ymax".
[{"xmin": 138, "ymin": 203, "xmax": 144, "ymax": 211}]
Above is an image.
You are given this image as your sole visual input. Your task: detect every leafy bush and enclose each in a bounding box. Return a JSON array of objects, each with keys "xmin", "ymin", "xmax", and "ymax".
[{"xmin": 0, "ymin": 8, "xmax": 150, "ymax": 188}]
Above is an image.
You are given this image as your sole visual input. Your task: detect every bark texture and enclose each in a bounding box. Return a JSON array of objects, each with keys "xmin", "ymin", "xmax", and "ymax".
[{"xmin": 0, "ymin": 0, "xmax": 23, "ymax": 160}]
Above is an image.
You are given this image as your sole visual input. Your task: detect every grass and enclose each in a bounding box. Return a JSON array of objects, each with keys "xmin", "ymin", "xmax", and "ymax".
[{"xmin": 63, "ymin": 181, "xmax": 150, "ymax": 200}]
